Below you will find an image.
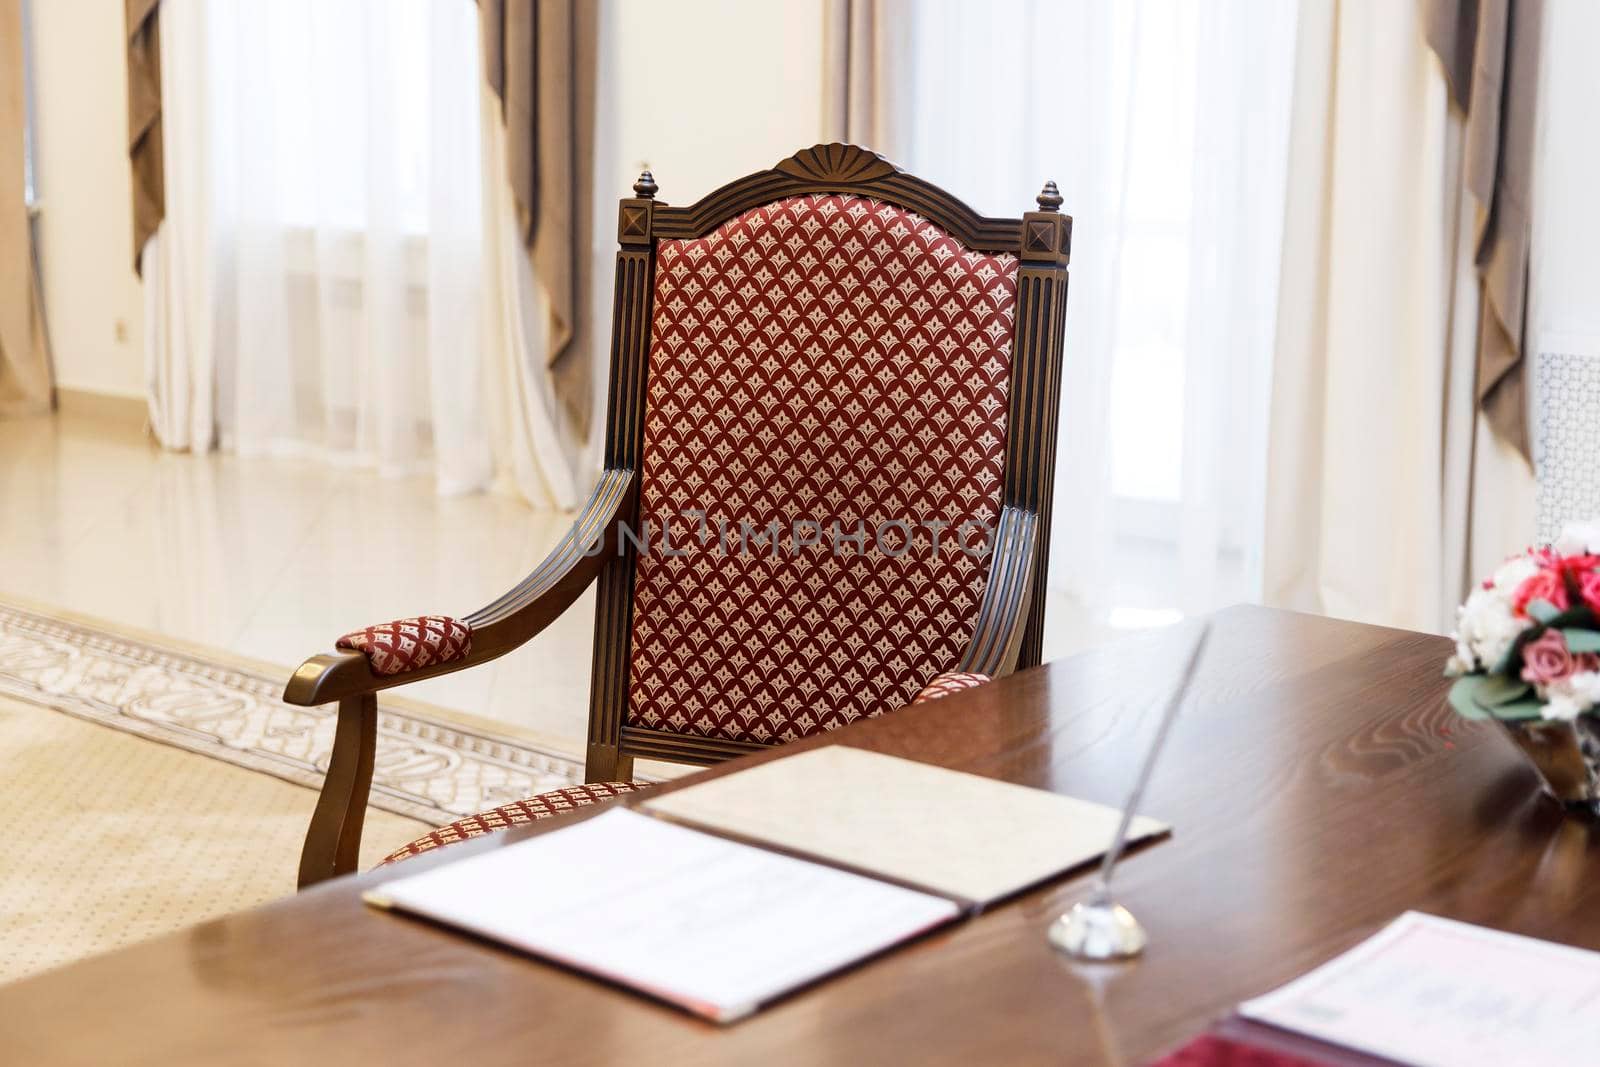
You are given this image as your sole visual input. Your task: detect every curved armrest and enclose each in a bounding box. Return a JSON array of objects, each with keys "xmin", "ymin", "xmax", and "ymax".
[
  {"xmin": 282, "ymin": 468, "xmax": 635, "ymax": 707},
  {"xmin": 958, "ymin": 504, "xmax": 1039, "ymax": 677}
]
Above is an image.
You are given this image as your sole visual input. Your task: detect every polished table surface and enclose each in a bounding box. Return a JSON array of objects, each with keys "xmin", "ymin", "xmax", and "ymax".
[{"xmin": 6, "ymin": 605, "xmax": 1595, "ymax": 1066}]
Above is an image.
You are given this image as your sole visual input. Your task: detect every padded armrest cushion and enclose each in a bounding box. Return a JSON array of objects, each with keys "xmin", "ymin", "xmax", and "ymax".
[{"xmin": 336, "ymin": 616, "xmax": 473, "ymax": 676}]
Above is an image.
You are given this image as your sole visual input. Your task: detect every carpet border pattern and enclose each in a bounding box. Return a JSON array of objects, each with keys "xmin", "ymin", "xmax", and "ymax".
[{"xmin": 0, "ymin": 602, "xmax": 584, "ymax": 824}]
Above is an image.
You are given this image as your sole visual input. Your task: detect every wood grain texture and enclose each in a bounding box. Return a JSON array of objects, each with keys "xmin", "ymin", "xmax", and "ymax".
[
  {"xmin": 584, "ymin": 231, "xmax": 656, "ymax": 782},
  {"xmin": 653, "ymin": 143, "xmax": 1026, "ymax": 251},
  {"xmin": 287, "ymin": 469, "xmax": 636, "ymax": 883},
  {"xmin": 295, "ymin": 692, "xmax": 377, "ymax": 888},
  {"xmin": 7, "ymin": 606, "xmax": 1574, "ymax": 1067}
]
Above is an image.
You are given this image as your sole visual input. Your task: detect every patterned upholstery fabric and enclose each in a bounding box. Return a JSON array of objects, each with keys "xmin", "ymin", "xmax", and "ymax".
[
  {"xmin": 911, "ymin": 671, "xmax": 991, "ymax": 705},
  {"xmin": 337, "ymin": 616, "xmax": 472, "ymax": 676},
  {"xmin": 627, "ymin": 194, "xmax": 1019, "ymax": 745},
  {"xmin": 381, "ymin": 781, "xmax": 643, "ymax": 864}
]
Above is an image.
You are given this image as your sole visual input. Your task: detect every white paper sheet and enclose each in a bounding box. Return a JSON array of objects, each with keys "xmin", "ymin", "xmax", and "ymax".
[
  {"xmin": 1239, "ymin": 912, "xmax": 1600, "ymax": 1067},
  {"xmin": 642, "ymin": 746, "xmax": 1168, "ymax": 904},
  {"xmin": 365, "ymin": 808, "xmax": 961, "ymax": 1023}
]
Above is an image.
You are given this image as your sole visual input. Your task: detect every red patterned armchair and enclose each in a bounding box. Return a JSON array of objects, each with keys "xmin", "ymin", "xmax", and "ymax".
[{"xmin": 285, "ymin": 144, "xmax": 1071, "ymax": 887}]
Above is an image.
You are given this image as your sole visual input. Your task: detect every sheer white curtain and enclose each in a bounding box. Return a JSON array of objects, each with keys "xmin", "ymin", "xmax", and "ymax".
[
  {"xmin": 857, "ymin": 1, "xmax": 1298, "ymax": 643},
  {"xmin": 145, "ymin": 0, "xmax": 578, "ymax": 507},
  {"xmin": 1263, "ymin": 0, "xmax": 1535, "ymax": 634}
]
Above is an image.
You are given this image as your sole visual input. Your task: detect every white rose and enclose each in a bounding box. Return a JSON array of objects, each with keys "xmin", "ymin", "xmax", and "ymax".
[
  {"xmin": 1555, "ymin": 520, "xmax": 1600, "ymax": 557},
  {"xmin": 1489, "ymin": 554, "xmax": 1539, "ymax": 595},
  {"xmin": 1543, "ymin": 671, "xmax": 1600, "ymax": 721},
  {"xmin": 1544, "ymin": 692, "xmax": 1585, "ymax": 721},
  {"xmin": 1454, "ymin": 583, "xmax": 1531, "ymax": 671}
]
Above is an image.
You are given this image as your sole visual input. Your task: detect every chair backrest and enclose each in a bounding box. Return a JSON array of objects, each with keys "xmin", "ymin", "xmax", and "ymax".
[{"xmin": 585, "ymin": 144, "xmax": 1070, "ymax": 779}]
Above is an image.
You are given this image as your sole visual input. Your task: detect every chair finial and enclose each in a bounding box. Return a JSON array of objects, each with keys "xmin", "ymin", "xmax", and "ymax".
[
  {"xmin": 1036, "ymin": 180, "xmax": 1063, "ymax": 212},
  {"xmin": 633, "ymin": 170, "xmax": 658, "ymax": 199}
]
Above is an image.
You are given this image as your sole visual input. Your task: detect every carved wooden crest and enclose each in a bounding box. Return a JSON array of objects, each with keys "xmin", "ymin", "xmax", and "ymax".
[{"xmin": 773, "ymin": 143, "xmax": 900, "ymax": 184}]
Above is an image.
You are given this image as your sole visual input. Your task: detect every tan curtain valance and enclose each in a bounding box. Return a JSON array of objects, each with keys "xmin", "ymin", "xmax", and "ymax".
[
  {"xmin": 480, "ymin": 0, "xmax": 596, "ymax": 440},
  {"xmin": 822, "ymin": 0, "xmax": 916, "ymax": 151},
  {"xmin": 125, "ymin": 0, "xmax": 162, "ymax": 273},
  {"xmin": 2, "ymin": 0, "xmax": 54, "ymax": 414},
  {"xmin": 1425, "ymin": 0, "xmax": 1544, "ymax": 464}
]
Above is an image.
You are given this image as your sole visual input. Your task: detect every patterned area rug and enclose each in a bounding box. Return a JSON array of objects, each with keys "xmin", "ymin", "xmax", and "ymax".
[
  {"xmin": 0, "ymin": 601, "xmax": 585, "ymax": 824},
  {"xmin": 0, "ymin": 600, "xmax": 593, "ymax": 984},
  {"xmin": 0, "ymin": 689, "xmax": 429, "ymax": 982}
]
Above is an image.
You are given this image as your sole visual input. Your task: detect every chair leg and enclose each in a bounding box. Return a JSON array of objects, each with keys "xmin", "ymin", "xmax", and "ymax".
[{"xmin": 297, "ymin": 692, "xmax": 378, "ymax": 890}]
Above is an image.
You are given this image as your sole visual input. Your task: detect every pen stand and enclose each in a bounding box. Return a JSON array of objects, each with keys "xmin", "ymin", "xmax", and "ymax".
[
  {"xmin": 1049, "ymin": 889, "xmax": 1147, "ymax": 961},
  {"xmin": 1049, "ymin": 621, "xmax": 1208, "ymax": 963}
]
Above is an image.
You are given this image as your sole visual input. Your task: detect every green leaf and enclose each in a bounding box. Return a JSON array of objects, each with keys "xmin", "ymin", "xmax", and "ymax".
[
  {"xmin": 1448, "ymin": 676, "xmax": 1491, "ymax": 720},
  {"xmin": 1563, "ymin": 628, "xmax": 1600, "ymax": 653},
  {"xmin": 1448, "ymin": 674, "xmax": 1547, "ymax": 722},
  {"xmin": 1476, "ymin": 674, "xmax": 1532, "ymax": 706},
  {"xmin": 1489, "ymin": 697, "xmax": 1546, "ymax": 721},
  {"xmin": 1528, "ymin": 598, "xmax": 1562, "ymax": 624},
  {"xmin": 1550, "ymin": 606, "xmax": 1598, "ymax": 630}
]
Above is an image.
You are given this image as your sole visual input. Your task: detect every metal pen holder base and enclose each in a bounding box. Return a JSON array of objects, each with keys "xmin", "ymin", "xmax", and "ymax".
[
  {"xmin": 1046, "ymin": 622, "xmax": 1209, "ymax": 965},
  {"xmin": 1048, "ymin": 897, "xmax": 1148, "ymax": 961}
]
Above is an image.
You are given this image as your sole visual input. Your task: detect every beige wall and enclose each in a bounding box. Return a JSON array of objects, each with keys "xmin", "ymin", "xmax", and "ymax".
[
  {"xmin": 29, "ymin": 0, "xmax": 145, "ymax": 399},
  {"xmin": 581, "ymin": 0, "xmax": 828, "ymax": 471},
  {"xmin": 598, "ymin": 0, "xmax": 828, "ymax": 207}
]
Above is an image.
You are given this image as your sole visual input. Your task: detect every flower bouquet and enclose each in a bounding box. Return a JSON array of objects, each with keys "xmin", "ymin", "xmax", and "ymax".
[{"xmin": 1448, "ymin": 522, "xmax": 1600, "ymax": 811}]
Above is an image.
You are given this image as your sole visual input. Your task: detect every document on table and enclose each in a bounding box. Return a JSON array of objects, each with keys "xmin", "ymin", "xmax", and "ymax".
[
  {"xmin": 364, "ymin": 808, "xmax": 961, "ymax": 1023},
  {"xmin": 642, "ymin": 746, "xmax": 1168, "ymax": 905},
  {"xmin": 1239, "ymin": 912, "xmax": 1600, "ymax": 1067}
]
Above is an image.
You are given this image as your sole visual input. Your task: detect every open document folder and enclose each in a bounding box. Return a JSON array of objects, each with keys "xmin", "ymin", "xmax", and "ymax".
[
  {"xmin": 1238, "ymin": 912, "xmax": 1600, "ymax": 1067},
  {"xmin": 366, "ymin": 747, "xmax": 1169, "ymax": 1022},
  {"xmin": 643, "ymin": 746, "xmax": 1169, "ymax": 906},
  {"xmin": 366, "ymin": 808, "xmax": 961, "ymax": 1023}
]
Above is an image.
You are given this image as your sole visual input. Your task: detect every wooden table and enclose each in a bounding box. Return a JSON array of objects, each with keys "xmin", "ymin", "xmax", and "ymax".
[{"xmin": 4, "ymin": 606, "xmax": 1590, "ymax": 1066}]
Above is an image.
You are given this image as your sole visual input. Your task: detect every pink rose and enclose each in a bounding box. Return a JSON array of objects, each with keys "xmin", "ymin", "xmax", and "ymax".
[
  {"xmin": 1580, "ymin": 570, "xmax": 1600, "ymax": 616},
  {"xmin": 1538, "ymin": 547, "xmax": 1600, "ymax": 573},
  {"xmin": 1514, "ymin": 567, "xmax": 1571, "ymax": 616},
  {"xmin": 1522, "ymin": 630, "xmax": 1578, "ymax": 685}
]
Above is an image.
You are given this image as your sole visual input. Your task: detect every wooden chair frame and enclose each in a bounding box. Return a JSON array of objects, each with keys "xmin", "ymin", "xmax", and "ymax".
[{"xmin": 284, "ymin": 144, "xmax": 1071, "ymax": 888}]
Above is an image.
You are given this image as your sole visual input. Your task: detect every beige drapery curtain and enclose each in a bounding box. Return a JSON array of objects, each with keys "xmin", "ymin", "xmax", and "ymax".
[
  {"xmin": 823, "ymin": 0, "xmax": 899, "ymax": 147},
  {"xmin": 125, "ymin": 0, "xmax": 162, "ymax": 272},
  {"xmin": 825, "ymin": 0, "xmax": 937, "ymax": 160},
  {"xmin": 478, "ymin": 0, "xmax": 596, "ymax": 445},
  {"xmin": 480, "ymin": 78, "xmax": 582, "ymax": 510},
  {"xmin": 1425, "ymin": 0, "xmax": 1542, "ymax": 464},
  {"xmin": 0, "ymin": 0, "xmax": 53, "ymax": 415},
  {"xmin": 1262, "ymin": 0, "xmax": 1534, "ymax": 634}
]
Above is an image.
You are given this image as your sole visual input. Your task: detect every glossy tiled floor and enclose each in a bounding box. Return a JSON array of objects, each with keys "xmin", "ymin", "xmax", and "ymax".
[
  {"xmin": 0, "ymin": 410, "xmax": 596, "ymax": 749},
  {"xmin": 0, "ymin": 409, "xmax": 1114, "ymax": 754}
]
